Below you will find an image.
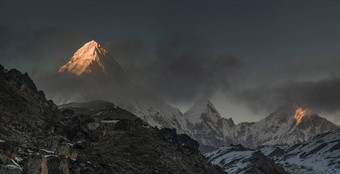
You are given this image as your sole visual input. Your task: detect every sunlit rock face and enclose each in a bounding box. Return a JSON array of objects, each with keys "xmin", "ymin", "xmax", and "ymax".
[
  {"xmin": 59, "ymin": 40, "xmax": 108, "ymax": 75},
  {"xmin": 54, "ymin": 41, "xmax": 189, "ymax": 139},
  {"xmin": 294, "ymin": 107, "xmax": 313, "ymax": 123},
  {"xmin": 54, "ymin": 40, "xmax": 130, "ymax": 104},
  {"xmin": 59, "ymin": 40, "xmax": 126, "ymax": 79}
]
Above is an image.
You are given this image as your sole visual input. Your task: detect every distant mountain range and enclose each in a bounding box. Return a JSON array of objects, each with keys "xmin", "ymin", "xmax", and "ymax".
[
  {"xmin": 55, "ymin": 40, "xmax": 339, "ymax": 153},
  {"xmin": 1, "ymin": 40, "xmax": 339, "ymax": 174}
]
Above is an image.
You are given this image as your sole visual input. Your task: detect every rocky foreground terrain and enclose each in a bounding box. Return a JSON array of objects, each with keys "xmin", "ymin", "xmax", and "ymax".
[{"xmin": 0, "ymin": 64, "xmax": 224, "ymax": 174}]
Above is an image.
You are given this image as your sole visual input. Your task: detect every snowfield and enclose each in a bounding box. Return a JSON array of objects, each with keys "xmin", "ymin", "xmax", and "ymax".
[{"xmin": 206, "ymin": 130, "xmax": 340, "ymax": 174}]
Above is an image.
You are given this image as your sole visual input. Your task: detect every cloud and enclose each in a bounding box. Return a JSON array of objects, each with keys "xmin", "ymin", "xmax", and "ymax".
[
  {"xmin": 140, "ymin": 33, "xmax": 244, "ymax": 103},
  {"xmin": 103, "ymin": 33, "xmax": 151, "ymax": 85},
  {"xmin": 237, "ymin": 78, "xmax": 340, "ymax": 114},
  {"xmin": 1, "ymin": 26, "xmax": 339, "ymax": 123},
  {"xmin": 0, "ymin": 26, "xmax": 27, "ymax": 50},
  {"xmin": 0, "ymin": 26, "xmax": 91, "ymax": 76}
]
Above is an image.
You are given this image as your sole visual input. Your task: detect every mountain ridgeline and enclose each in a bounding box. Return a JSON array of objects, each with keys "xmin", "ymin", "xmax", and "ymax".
[
  {"xmin": 182, "ymin": 100, "xmax": 338, "ymax": 153},
  {"xmin": 53, "ymin": 40, "xmax": 339, "ymax": 154},
  {"xmin": 1, "ymin": 40, "xmax": 339, "ymax": 174}
]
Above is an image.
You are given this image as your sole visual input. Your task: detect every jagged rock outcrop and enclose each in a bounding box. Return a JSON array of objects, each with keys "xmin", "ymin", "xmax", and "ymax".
[{"xmin": 0, "ymin": 64, "xmax": 64, "ymax": 147}]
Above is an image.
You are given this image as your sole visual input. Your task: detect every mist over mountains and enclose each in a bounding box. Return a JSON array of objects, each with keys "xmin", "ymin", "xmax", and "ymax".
[
  {"xmin": 38, "ymin": 40, "xmax": 338, "ymax": 155},
  {"xmin": 0, "ymin": 59, "xmax": 338, "ymax": 173},
  {"xmin": 1, "ymin": 28, "xmax": 340, "ymax": 124}
]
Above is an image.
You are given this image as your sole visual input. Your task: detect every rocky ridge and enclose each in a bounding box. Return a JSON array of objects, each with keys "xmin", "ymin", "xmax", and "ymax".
[
  {"xmin": 0, "ymin": 64, "xmax": 224, "ymax": 174},
  {"xmin": 183, "ymin": 100, "xmax": 338, "ymax": 152}
]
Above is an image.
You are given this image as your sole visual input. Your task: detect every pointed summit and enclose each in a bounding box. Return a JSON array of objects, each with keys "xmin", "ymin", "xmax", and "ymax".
[
  {"xmin": 59, "ymin": 40, "xmax": 111, "ymax": 75},
  {"xmin": 184, "ymin": 99, "xmax": 220, "ymax": 123},
  {"xmin": 270, "ymin": 102, "xmax": 317, "ymax": 123}
]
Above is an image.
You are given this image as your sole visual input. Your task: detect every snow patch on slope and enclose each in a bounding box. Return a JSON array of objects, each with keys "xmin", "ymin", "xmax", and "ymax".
[{"xmin": 207, "ymin": 130, "xmax": 340, "ymax": 174}]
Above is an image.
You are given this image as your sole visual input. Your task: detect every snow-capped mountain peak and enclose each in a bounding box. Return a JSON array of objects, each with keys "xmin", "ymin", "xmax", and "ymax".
[
  {"xmin": 267, "ymin": 103, "xmax": 317, "ymax": 124},
  {"xmin": 58, "ymin": 40, "xmax": 110, "ymax": 75},
  {"xmin": 264, "ymin": 103, "xmax": 312, "ymax": 123},
  {"xmin": 235, "ymin": 103, "xmax": 339, "ymax": 148},
  {"xmin": 183, "ymin": 99, "xmax": 238, "ymax": 152},
  {"xmin": 184, "ymin": 99, "xmax": 220, "ymax": 123}
]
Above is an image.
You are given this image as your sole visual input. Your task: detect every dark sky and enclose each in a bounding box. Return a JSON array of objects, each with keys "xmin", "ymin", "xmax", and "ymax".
[{"xmin": 1, "ymin": 0, "xmax": 340, "ymax": 124}]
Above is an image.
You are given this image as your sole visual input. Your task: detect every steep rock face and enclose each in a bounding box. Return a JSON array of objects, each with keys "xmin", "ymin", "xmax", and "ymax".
[
  {"xmin": 0, "ymin": 65, "xmax": 63, "ymax": 147},
  {"xmin": 48, "ymin": 40, "xmax": 130, "ymax": 105},
  {"xmin": 59, "ymin": 40, "xmax": 125, "ymax": 78}
]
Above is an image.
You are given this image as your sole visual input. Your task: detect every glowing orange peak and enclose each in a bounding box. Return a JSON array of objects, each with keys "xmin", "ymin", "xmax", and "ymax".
[
  {"xmin": 58, "ymin": 40, "xmax": 109, "ymax": 75},
  {"xmin": 294, "ymin": 107, "xmax": 312, "ymax": 123}
]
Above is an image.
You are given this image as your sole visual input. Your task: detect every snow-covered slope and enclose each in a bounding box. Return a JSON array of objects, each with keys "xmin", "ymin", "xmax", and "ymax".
[
  {"xmin": 273, "ymin": 130, "xmax": 340, "ymax": 174},
  {"xmin": 183, "ymin": 99, "xmax": 236, "ymax": 152},
  {"xmin": 205, "ymin": 145, "xmax": 254, "ymax": 173},
  {"xmin": 124, "ymin": 96, "xmax": 188, "ymax": 133},
  {"xmin": 185, "ymin": 99, "xmax": 219, "ymax": 123},
  {"xmin": 206, "ymin": 130, "xmax": 340, "ymax": 174},
  {"xmin": 205, "ymin": 145, "xmax": 287, "ymax": 174}
]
